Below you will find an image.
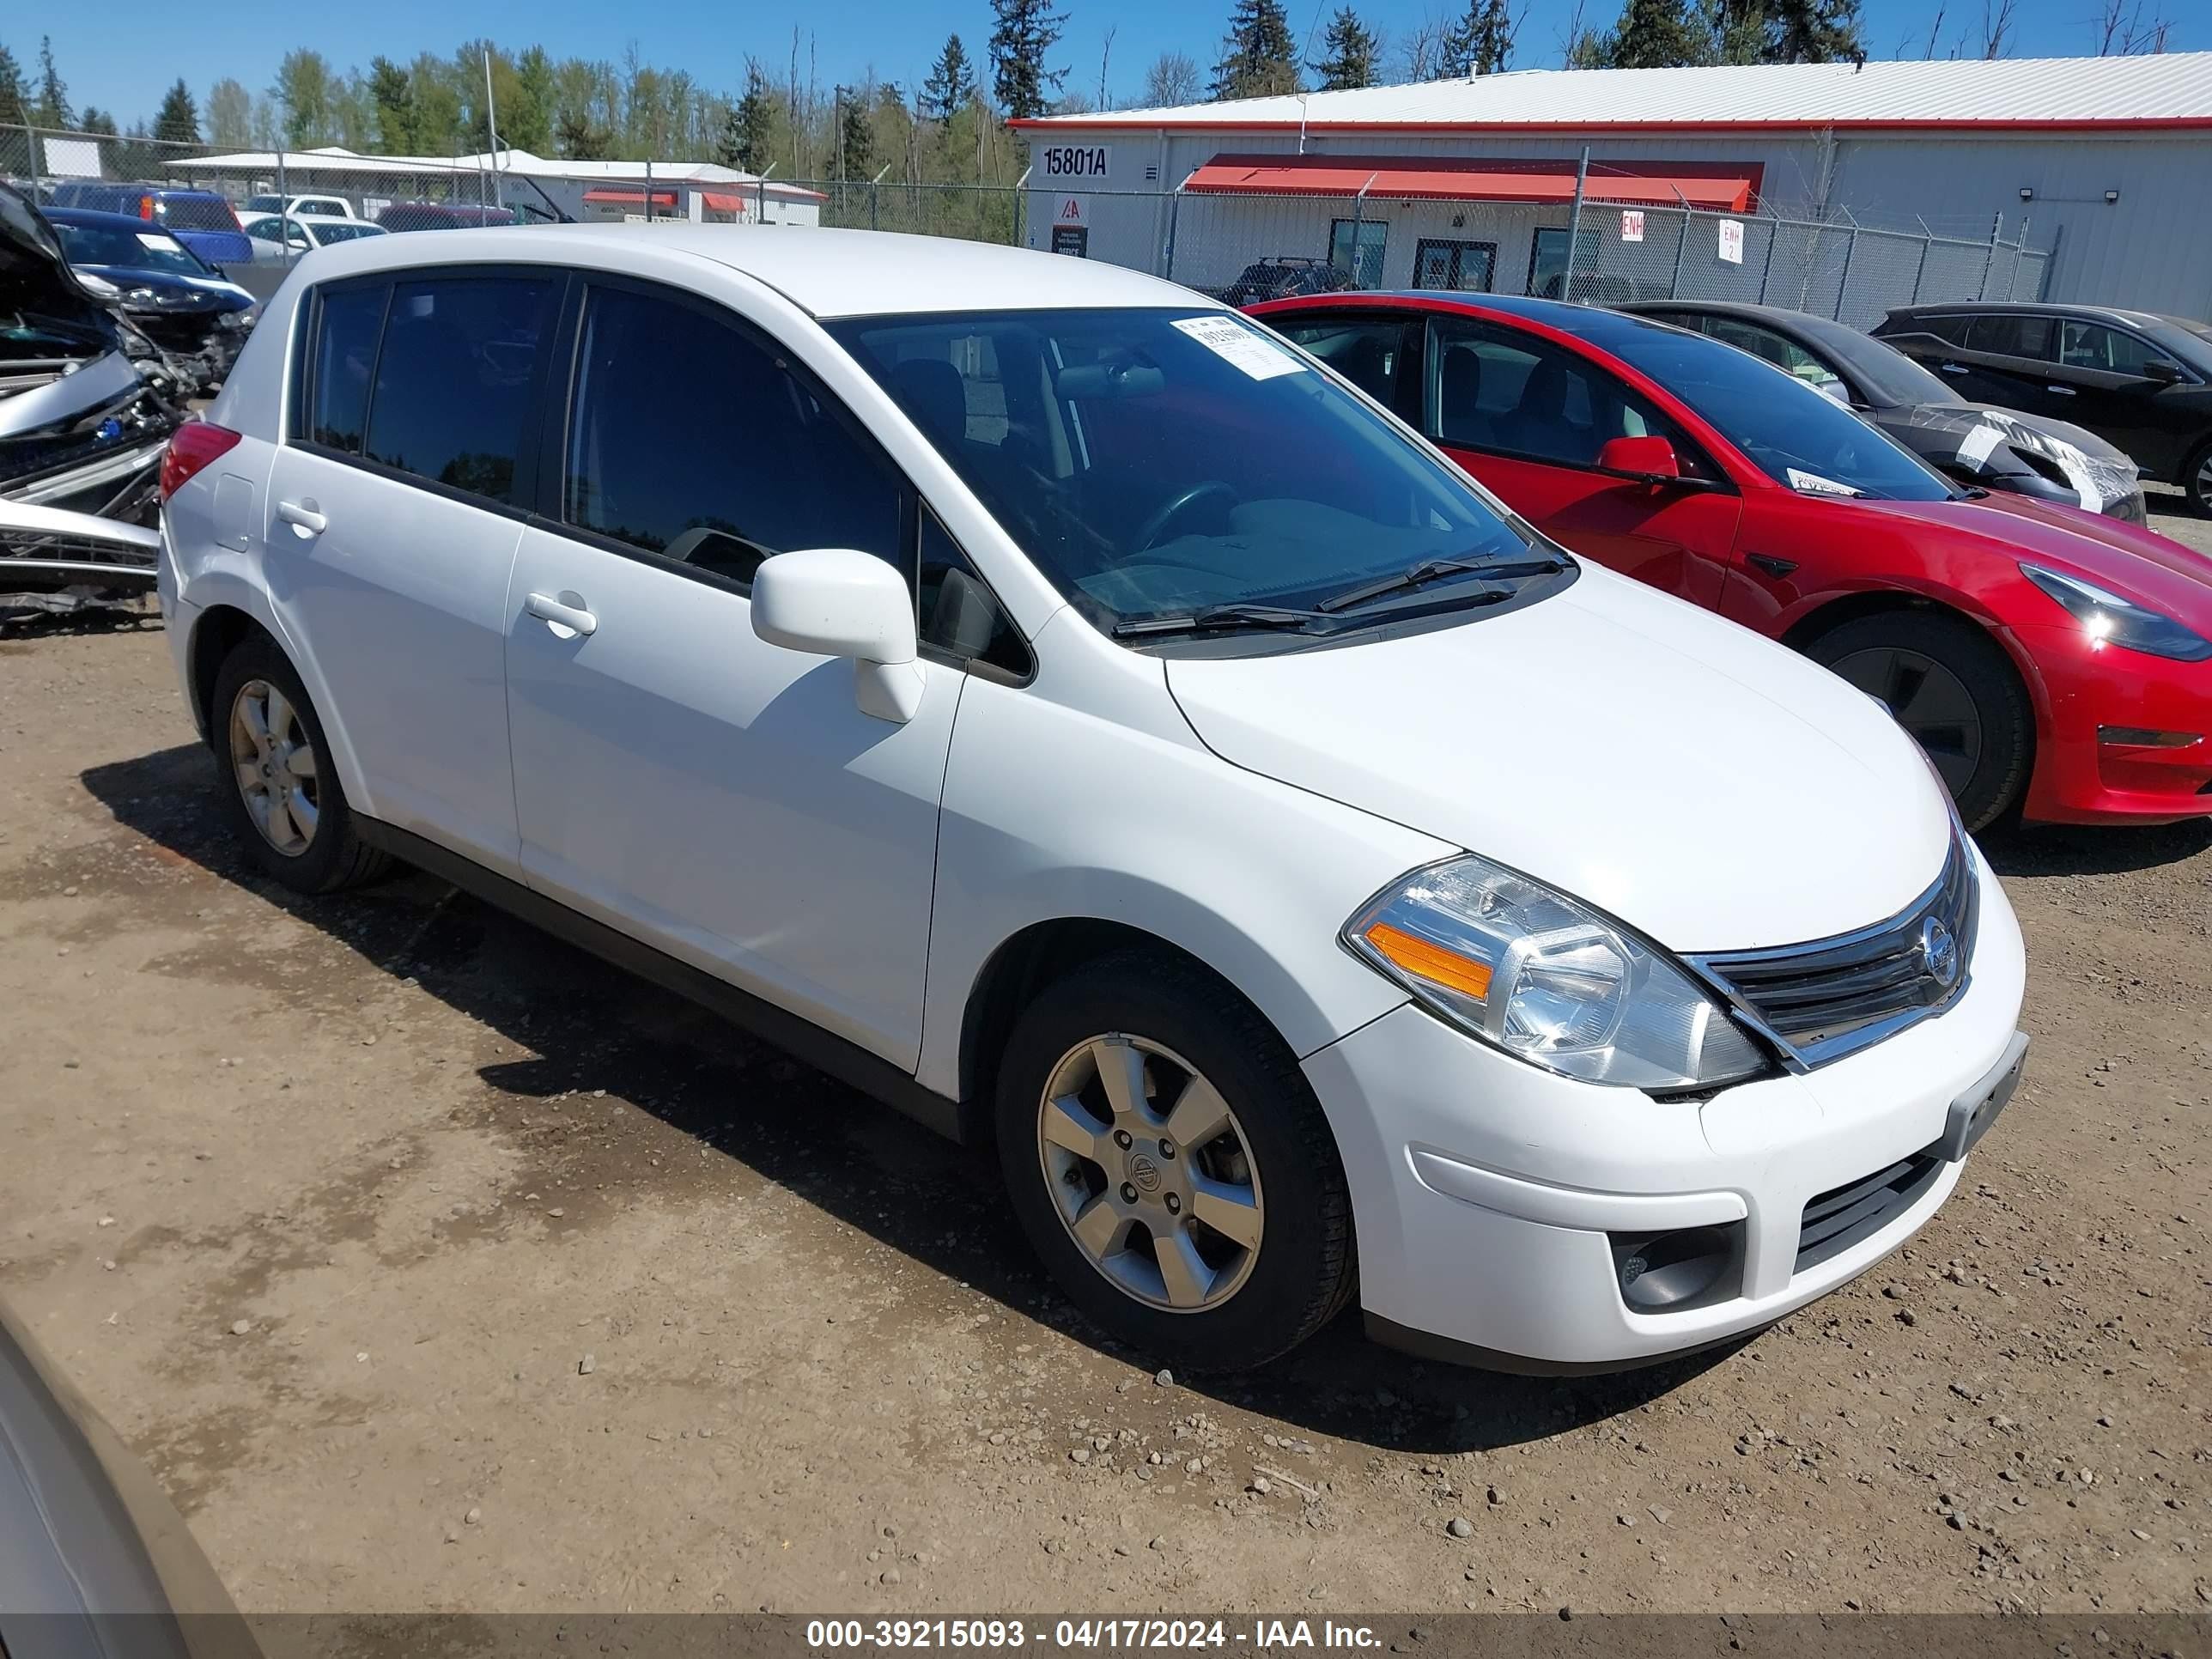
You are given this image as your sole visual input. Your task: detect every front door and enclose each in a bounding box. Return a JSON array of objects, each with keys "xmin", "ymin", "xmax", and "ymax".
[
  {"xmin": 2045, "ymin": 318, "xmax": 2197, "ymax": 479},
  {"xmin": 268, "ymin": 269, "xmax": 562, "ymax": 877},
  {"xmin": 1419, "ymin": 313, "xmax": 1742, "ymax": 609},
  {"xmin": 502, "ymin": 277, "xmax": 960, "ymax": 1068}
]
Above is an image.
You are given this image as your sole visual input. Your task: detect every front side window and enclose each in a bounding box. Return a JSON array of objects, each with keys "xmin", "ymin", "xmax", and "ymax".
[
  {"xmin": 1424, "ymin": 315, "xmax": 1711, "ymax": 476},
  {"xmin": 1267, "ymin": 317, "xmax": 1407, "ymax": 407},
  {"xmin": 831, "ymin": 307, "xmax": 1547, "ymax": 635},
  {"xmin": 362, "ymin": 275, "xmax": 557, "ymax": 505},
  {"xmin": 2056, "ymin": 321, "xmax": 2173, "ymax": 378},
  {"xmin": 563, "ymin": 284, "xmax": 903, "ymax": 585},
  {"xmin": 1699, "ymin": 318, "xmax": 1849, "ymax": 404}
]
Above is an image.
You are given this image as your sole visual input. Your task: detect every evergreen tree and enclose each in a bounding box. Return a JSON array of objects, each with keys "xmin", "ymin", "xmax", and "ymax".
[
  {"xmin": 1453, "ymin": 0, "xmax": 1518, "ymax": 73},
  {"xmin": 556, "ymin": 106, "xmax": 611, "ymax": 160},
  {"xmin": 1765, "ymin": 0, "xmax": 1863, "ymax": 61},
  {"xmin": 719, "ymin": 61, "xmax": 775, "ymax": 171},
  {"xmin": 78, "ymin": 106, "xmax": 116, "ymax": 135},
  {"xmin": 836, "ymin": 85, "xmax": 873, "ymax": 179},
  {"xmin": 921, "ymin": 35, "xmax": 977, "ymax": 123},
  {"xmin": 1212, "ymin": 0, "xmax": 1302, "ymax": 100},
  {"xmin": 1602, "ymin": 0, "xmax": 1709, "ymax": 65},
  {"xmin": 366, "ymin": 57, "xmax": 415, "ymax": 151},
  {"xmin": 0, "ymin": 44, "xmax": 26, "ymax": 128},
  {"xmin": 988, "ymin": 0, "xmax": 1067, "ymax": 121},
  {"xmin": 153, "ymin": 79, "xmax": 200, "ymax": 144},
  {"xmin": 33, "ymin": 35, "xmax": 70, "ymax": 129},
  {"xmin": 1309, "ymin": 9, "xmax": 1380, "ymax": 89}
]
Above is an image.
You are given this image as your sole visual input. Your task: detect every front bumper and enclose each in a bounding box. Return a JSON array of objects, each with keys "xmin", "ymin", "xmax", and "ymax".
[
  {"xmin": 2010, "ymin": 623, "xmax": 2212, "ymax": 824},
  {"xmin": 1304, "ymin": 842, "xmax": 2028, "ymax": 1370}
]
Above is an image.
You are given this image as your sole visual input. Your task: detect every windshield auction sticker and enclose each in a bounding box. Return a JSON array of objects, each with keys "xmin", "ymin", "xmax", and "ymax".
[{"xmin": 1171, "ymin": 315, "xmax": 1306, "ymax": 381}]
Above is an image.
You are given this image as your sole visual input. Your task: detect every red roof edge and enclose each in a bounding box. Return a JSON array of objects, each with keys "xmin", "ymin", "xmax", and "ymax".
[{"xmin": 1010, "ymin": 115, "xmax": 2212, "ymax": 134}]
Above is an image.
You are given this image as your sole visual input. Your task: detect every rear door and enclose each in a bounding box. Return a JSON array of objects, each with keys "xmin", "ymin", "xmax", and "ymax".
[
  {"xmin": 266, "ymin": 268, "xmax": 562, "ymax": 878},
  {"xmin": 1934, "ymin": 313, "xmax": 2063, "ymax": 414},
  {"xmin": 1416, "ymin": 313, "xmax": 1742, "ymax": 609}
]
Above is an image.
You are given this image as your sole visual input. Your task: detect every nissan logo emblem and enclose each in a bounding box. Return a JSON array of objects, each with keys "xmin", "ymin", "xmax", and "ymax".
[{"xmin": 1920, "ymin": 916, "xmax": 1960, "ymax": 988}]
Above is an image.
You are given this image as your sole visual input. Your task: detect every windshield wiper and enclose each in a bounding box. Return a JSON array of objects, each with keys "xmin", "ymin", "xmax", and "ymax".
[
  {"xmin": 1111, "ymin": 602, "xmax": 1331, "ymax": 639},
  {"xmin": 1316, "ymin": 554, "xmax": 1569, "ymax": 615}
]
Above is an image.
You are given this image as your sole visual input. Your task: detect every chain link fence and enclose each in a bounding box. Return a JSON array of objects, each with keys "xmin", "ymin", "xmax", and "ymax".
[{"xmin": 6, "ymin": 121, "xmax": 2051, "ymax": 325}]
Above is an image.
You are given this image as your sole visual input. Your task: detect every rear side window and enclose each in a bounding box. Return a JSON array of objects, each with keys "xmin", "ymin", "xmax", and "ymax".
[
  {"xmin": 1899, "ymin": 313, "xmax": 1972, "ymax": 345},
  {"xmin": 562, "ymin": 283, "xmax": 903, "ymax": 585},
  {"xmin": 153, "ymin": 195, "xmax": 237, "ymax": 233},
  {"xmin": 307, "ymin": 286, "xmax": 386, "ymax": 453},
  {"xmin": 362, "ymin": 276, "xmax": 558, "ymax": 505},
  {"xmin": 1965, "ymin": 314, "xmax": 2054, "ymax": 361}
]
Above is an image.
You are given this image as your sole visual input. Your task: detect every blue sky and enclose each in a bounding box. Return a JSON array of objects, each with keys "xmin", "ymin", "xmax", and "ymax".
[{"xmin": 34, "ymin": 0, "xmax": 2197, "ymax": 134}]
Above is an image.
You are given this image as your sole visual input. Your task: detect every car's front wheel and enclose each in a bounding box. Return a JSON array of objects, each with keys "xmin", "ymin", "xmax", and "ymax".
[
  {"xmin": 2184, "ymin": 437, "xmax": 2212, "ymax": 518},
  {"xmin": 210, "ymin": 635, "xmax": 389, "ymax": 894},
  {"xmin": 1808, "ymin": 610, "xmax": 2033, "ymax": 832},
  {"xmin": 994, "ymin": 951, "xmax": 1355, "ymax": 1372}
]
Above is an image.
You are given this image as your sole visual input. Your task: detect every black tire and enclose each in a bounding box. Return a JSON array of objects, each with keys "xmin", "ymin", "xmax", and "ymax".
[
  {"xmin": 2183, "ymin": 437, "xmax": 2212, "ymax": 519},
  {"xmin": 1808, "ymin": 610, "xmax": 2032, "ymax": 833},
  {"xmin": 994, "ymin": 950, "xmax": 1356, "ymax": 1372},
  {"xmin": 209, "ymin": 635, "xmax": 390, "ymax": 894}
]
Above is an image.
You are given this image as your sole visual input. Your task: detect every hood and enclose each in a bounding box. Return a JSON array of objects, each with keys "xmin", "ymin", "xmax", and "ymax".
[
  {"xmin": 74, "ymin": 266, "xmax": 252, "ymax": 313},
  {"xmin": 0, "ymin": 185, "xmax": 118, "ymax": 350},
  {"xmin": 1885, "ymin": 490, "xmax": 2212, "ymax": 622},
  {"xmin": 1878, "ymin": 402, "xmax": 2139, "ymax": 515},
  {"xmin": 1163, "ymin": 563, "xmax": 1953, "ymax": 955}
]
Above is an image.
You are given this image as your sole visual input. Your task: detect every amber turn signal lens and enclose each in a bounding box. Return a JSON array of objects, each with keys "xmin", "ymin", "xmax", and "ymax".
[{"xmin": 1362, "ymin": 921, "xmax": 1492, "ymax": 1001}]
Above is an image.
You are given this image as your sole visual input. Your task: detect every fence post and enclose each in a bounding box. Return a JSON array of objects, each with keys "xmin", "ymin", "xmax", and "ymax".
[
  {"xmin": 1977, "ymin": 213, "xmax": 2001, "ymax": 299},
  {"xmin": 1668, "ymin": 207, "xmax": 1692, "ymax": 300},
  {"xmin": 1164, "ymin": 188, "xmax": 1182, "ymax": 282},
  {"xmin": 25, "ymin": 123, "xmax": 40, "ymax": 200},
  {"xmin": 1909, "ymin": 219, "xmax": 1932, "ymax": 302},
  {"xmin": 1564, "ymin": 145, "xmax": 1590, "ymax": 301},
  {"xmin": 1756, "ymin": 214, "xmax": 1778, "ymax": 302},
  {"xmin": 1834, "ymin": 217, "xmax": 1860, "ymax": 324},
  {"xmin": 276, "ymin": 149, "xmax": 289, "ymax": 265}
]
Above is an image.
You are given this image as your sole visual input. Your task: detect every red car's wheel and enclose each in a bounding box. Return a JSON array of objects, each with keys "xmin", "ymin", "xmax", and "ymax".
[{"xmin": 1810, "ymin": 611, "xmax": 2033, "ymax": 832}]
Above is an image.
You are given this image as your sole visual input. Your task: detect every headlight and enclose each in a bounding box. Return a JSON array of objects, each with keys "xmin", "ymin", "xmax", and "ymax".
[
  {"xmin": 1345, "ymin": 855, "xmax": 1771, "ymax": 1091},
  {"xmin": 217, "ymin": 307, "xmax": 257, "ymax": 331},
  {"xmin": 75, "ymin": 270, "xmax": 121, "ymax": 299},
  {"xmin": 2021, "ymin": 563, "xmax": 2211, "ymax": 662}
]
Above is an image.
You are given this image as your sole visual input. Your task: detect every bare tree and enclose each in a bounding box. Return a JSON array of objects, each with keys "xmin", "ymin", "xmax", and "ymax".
[
  {"xmin": 1555, "ymin": 0, "xmax": 1594, "ymax": 66},
  {"xmin": 1140, "ymin": 50, "xmax": 1202, "ymax": 106},
  {"xmin": 1920, "ymin": 3, "xmax": 1947, "ymax": 57},
  {"xmin": 1098, "ymin": 26, "xmax": 1116, "ymax": 108},
  {"xmin": 1978, "ymin": 0, "xmax": 2018, "ymax": 58},
  {"xmin": 2094, "ymin": 0, "xmax": 2175, "ymax": 53},
  {"xmin": 1399, "ymin": 8, "xmax": 1448, "ymax": 79}
]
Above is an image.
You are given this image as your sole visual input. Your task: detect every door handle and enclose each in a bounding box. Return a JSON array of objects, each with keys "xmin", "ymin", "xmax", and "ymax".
[
  {"xmin": 2044, "ymin": 384, "xmax": 2076, "ymax": 396},
  {"xmin": 1938, "ymin": 362, "xmax": 1968, "ymax": 375},
  {"xmin": 524, "ymin": 590, "xmax": 597, "ymax": 637},
  {"xmin": 276, "ymin": 498, "xmax": 326, "ymax": 535}
]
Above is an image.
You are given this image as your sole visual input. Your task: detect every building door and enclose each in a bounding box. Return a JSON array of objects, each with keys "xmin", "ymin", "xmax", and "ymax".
[
  {"xmin": 1413, "ymin": 238, "xmax": 1497, "ymax": 293},
  {"xmin": 1528, "ymin": 225, "xmax": 1600, "ymax": 300},
  {"xmin": 1328, "ymin": 218, "xmax": 1389, "ymax": 288}
]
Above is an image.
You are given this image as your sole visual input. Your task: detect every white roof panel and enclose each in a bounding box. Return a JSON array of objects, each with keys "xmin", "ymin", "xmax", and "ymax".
[{"xmin": 1019, "ymin": 52, "xmax": 2212, "ymax": 131}]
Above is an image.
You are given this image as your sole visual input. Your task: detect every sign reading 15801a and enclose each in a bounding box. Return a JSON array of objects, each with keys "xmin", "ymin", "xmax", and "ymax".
[{"xmin": 1041, "ymin": 145, "xmax": 1111, "ymax": 179}]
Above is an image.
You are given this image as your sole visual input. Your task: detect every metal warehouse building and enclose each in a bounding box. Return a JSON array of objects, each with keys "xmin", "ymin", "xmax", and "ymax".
[{"xmin": 1014, "ymin": 53, "xmax": 2212, "ymax": 323}]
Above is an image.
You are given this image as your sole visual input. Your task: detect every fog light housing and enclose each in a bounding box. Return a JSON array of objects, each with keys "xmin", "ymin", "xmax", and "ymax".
[
  {"xmin": 2097, "ymin": 726, "xmax": 2201, "ymax": 749},
  {"xmin": 1609, "ymin": 1223, "xmax": 1745, "ymax": 1313}
]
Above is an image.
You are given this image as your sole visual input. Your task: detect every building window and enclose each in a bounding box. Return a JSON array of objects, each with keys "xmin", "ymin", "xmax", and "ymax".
[
  {"xmin": 1527, "ymin": 226, "xmax": 1600, "ymax": 301},
  {"xmin": 1328, "ymin": 218, "xmax": 1388, "ymax": 289},
  {"xmin": 1413, "ymin": 238, "xmax": 1498, "ymax": 293}
]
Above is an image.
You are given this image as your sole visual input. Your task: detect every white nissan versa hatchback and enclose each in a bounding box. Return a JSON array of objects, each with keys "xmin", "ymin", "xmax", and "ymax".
[{"xmin": 157, "ymin": 227, "xmax": 2030, "ymax": 1374}]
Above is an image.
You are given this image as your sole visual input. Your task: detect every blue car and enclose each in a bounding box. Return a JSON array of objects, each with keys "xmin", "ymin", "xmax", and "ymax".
[
  {"xmin": 43, "ymin": 207, "xmax": 258, "ymax": 389},
  {"xmin": 43, "ymin": 182, "xmax": 253, "ymax": 268}
]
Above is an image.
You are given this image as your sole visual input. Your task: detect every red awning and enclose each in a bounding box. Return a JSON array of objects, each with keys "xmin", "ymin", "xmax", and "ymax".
[
  {"xmin": 582, "ymin": 186, "xmax": 679, "ymax": 208},
  {"xmin": 700, "ymin": 191, "xmax": 744, "ymax": 212},
  {"xmin": 1180, "ymin": 154, "xmax": 1761, "ymax": 211}
]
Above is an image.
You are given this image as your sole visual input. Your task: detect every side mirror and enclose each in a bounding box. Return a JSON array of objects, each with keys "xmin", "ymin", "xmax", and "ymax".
[
  {"xmin": 750, "ymin": 547, "xmax": 924, "ymax": 723},
  {"xmin": 2141, "ymin": 359, "xmax": 2182, "ymax": 386},
  {"xmin": 1597, "ymin": 434, "xmax": 1682, "ymax": 482}
]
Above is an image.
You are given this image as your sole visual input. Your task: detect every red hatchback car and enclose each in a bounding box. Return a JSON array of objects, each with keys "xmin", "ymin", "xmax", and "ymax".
[{"xmin": 1248, "ymin": 293, "xmax": 2212, "ymax": 830}]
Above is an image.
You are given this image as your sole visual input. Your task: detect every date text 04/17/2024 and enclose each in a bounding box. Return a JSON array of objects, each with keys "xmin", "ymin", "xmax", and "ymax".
[{"xmin": 804, "ymin": 1619, "xmax": 1384, "ymax": 1650}]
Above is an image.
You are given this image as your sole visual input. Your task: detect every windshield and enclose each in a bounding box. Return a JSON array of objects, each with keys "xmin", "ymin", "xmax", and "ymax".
[
  {"xmin": 830, "ymin": 307, "xmax": 1541, "ymax": 632},
  {"xmin": 1600, "ymin": 318, "xmax": 1955, "ymax": 501},
  {"xmin": 52, "ymin": 221, "xmax": 210, "ymax": 276}
]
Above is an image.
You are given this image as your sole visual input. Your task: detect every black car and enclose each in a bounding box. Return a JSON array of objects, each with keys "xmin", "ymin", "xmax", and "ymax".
[
  {"xmin": 44, "ymin": 207, "xmax": 258, "ymax": 393},
  {"xmin": 1219, "ymin": 256, "xmax": 1359, "ymax": 308},
  {"xmin": 1873, "ymin": 301, "xmax": 2212, "ymax": 516},
  {"xmin": 1623, "ymin": 299, "xmax": 2147, "ymax": 524}
]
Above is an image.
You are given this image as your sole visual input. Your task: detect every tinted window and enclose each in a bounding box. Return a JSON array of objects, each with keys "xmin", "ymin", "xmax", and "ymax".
[
  {"xmin": 313, "ymin": 222, "xmax": 384, "ymax": 246},
  {"xmin": 1597, "ymin": 319, "xmax": 1954, "ymax": 501},
  {"xmin": 832, "ymin": 307, "xmax": 1538, "ymax": 633},
  {"xmin": 2056, "ymin": 321, "xmax": 2173, "ymax": 377},
  {"xmin": 1424, "ymin": 316, "xmax": 1712, "ymax": 477},
  {"xmin": 1700, "ymin": 318, "xmax": 1848, "ymax": 403},
  {"xmin": 308, "ymin": 285, "xmax": 386, "ymax": 453},
  {"xmin": 151, "ymin": 194, "xmax": 239, "ymax": 233},
  {"xmin": 1269, "ymin": 318, "xmax": 1405, "ymax": 406},
  {"xmin": 1965, "ymin": 314, "xmax": 2054, "ymax": 361},
  {"xmin": 921, "ymin": 510, "xmax": 1029, "ymax": 675},
  {"xmin": 362, "ymin": 276, "xmax": 556, "ymax": 504},
  {"xmin": 1907, "ymin": 314, "xmax": 1972, "ymax": 345},
  {"xmin": 51, "ymin": 221, "xmax": 209, "ymax": 275},
  {"xmin": 564, "ymin": 284, "xmax": 903, "ymax": 584}
]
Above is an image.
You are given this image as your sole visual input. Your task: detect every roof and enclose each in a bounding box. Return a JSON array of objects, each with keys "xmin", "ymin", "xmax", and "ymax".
[
  {"xmin": 1017, "ymin": 52, "xmax": 2212, "ymax": 134},
  {"xmin": 284, "ymin": 224, "xmax": 1206, "ymax": 319},
  {"xmin": 173, "ymin": 146, "xmax": 824, "ymax": 202}
]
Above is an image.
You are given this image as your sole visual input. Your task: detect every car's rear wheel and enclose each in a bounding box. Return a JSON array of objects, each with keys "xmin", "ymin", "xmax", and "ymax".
[
  {"xmin": 994, "ymin": 951, "xmax": 1355, "ymax": 1372},
  {"xmin": 210, "ymin": 636, "xmax": 389, "ymax": 894},
  {"xmin": 2184, "ymin": 437, "xmax": 2212, "ymax": 518},
  {"xmin": 1808, "ymin": 611, "xmax": 2033, "ymax": 832}
]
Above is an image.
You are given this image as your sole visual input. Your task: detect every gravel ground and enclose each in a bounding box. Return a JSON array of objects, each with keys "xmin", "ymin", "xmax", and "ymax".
[{"xmin": 1, "ymin": 501, "xmax": 2207, "ymax": 1616}]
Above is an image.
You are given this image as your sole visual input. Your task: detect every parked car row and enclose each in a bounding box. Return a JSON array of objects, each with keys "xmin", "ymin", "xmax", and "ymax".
[{"xmin": 1249, "ymin": 290, "xmax": 2211, "ymax": 832}]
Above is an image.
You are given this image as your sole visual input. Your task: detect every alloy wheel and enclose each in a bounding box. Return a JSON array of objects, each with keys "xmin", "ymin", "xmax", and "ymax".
[
  {"xmin": 1036, "ymin": 1033, "xmax": 1264, "ymax": 1313},
  {"xmin": 227, "ymin": 678, "xmax": 321, "ymax": 856},
  {"xmin": 1829, "ymin": 645, "xmax": 1983, "ymax": 799}
]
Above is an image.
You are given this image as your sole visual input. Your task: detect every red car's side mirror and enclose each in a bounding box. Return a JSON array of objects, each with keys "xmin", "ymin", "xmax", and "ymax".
[{"xmin": 1597, "ymin": 434, "xmax": 1682, "ymax": 481}]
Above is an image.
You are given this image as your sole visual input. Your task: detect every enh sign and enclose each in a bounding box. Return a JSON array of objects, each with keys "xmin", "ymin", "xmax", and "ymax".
[{"xmin": 1620, "ymin": 210, "xmax": 1644, "ymax": 243}]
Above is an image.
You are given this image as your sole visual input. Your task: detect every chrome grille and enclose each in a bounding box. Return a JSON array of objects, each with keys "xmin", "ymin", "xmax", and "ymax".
[{"xmin": 1690, "ymin": 834, "xmax": 1977, "ymax": 1070}]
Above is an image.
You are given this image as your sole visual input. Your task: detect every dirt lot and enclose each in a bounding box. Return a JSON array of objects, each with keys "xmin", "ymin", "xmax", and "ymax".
[{"xmin": 2, "ymin": 500, "xmax": 2208, "ymax": 1617}]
